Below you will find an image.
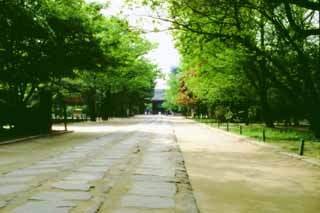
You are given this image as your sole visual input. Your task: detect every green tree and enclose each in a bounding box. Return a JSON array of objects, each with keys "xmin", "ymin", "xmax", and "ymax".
[
  {"xmin": 73, "ymin": 17, "xmax": 158, "ymax": 120},
  {"xmin": 162, "ymin": 69, "xmax": 182, "ymax": 112},
  {"xmin": 132, "ymin": 0, "xmax": 320, "ymax": 136},
  {"xmin": 0, "ymin": 0, "xmax": 158, "ymax": 134}
]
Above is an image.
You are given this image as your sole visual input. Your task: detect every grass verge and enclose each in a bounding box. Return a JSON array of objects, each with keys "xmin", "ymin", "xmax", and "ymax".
[{"xmin": 194, "ymin": 118, "xmax": 320, "ymax": 159}]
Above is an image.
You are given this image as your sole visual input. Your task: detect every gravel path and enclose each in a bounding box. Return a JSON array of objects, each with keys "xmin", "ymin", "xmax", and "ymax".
[{"xmin": 172, "ymin": 116, "xmax": 320, "ymax": 213}]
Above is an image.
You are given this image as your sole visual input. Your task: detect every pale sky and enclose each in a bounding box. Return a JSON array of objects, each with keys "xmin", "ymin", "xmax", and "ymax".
[{"xmin": 86, "ymin": 0, "xmax": 180, "ymax": 89}]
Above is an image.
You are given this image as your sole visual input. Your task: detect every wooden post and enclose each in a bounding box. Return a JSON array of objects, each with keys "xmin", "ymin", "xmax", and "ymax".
[
  {"xmin": 227, "ymin": 122, "xmax": 229, "ymax": 131},
  {"xmin": 262, "ymin": 128, "xmax": 266, "ymax": 142},
  {"xmin": 218, "ymin": 122, "xmax": 220, "ymax": 128},
  {"xmin": 299, "ymin": 139, "xmax": 305, "ymax": 156},
  {"xmin": 240, "ymin": 125, "xmax": 243, "ymax": 135},
  {"xmin": 63, "ymin": 105, "xmax": 67, "ymax": 131}
]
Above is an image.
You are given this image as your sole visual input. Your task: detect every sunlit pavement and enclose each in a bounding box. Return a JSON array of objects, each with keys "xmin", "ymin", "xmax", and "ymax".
[
  {"xmin": 0, "ymin": 116, "xmax": 198, "ymax": 213},
  {"xmin": 1, "ymin": 115, "xmax": 319, "ymax": 213},
  {"xmin": 173, "ymin": 117, "xmax": 320, "ymax": 213}
]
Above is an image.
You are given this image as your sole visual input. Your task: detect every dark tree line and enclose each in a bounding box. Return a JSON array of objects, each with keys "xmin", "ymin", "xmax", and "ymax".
[{"xmin": 0, "ymin": 0, "xmax": 157, "ymax": 135}]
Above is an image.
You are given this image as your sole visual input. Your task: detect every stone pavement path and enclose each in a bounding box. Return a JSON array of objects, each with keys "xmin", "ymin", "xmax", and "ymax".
[{"xmin": 0, "ymin": 117, "xmax": 198, "ymax": 213}]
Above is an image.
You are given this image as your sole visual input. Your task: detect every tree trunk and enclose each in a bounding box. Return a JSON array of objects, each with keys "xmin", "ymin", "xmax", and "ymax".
[
  {"xmin": 309, "ymin": 109, "xmax": 320, "ymax": 139},
  {"xmin": 101, "ymin": 100, "xmax": 109, "ymax": 121},
  {"xmin": 259, "ymin": 90, "xmax": 274, "ymax": 127},
  {"xmin": 87, "ymin": 89, "xmax": 97, "ymax": 121},
  {"xmin": 39, "ymin": 88, "xmax": 52, "ymax": 134},
  {"xmin": 259, "ymin": 15, "xmax": 274, "ymax": 128},
  {"xmin": 293, "ymin": 118, "xmax": 299, "ymax": 126}
]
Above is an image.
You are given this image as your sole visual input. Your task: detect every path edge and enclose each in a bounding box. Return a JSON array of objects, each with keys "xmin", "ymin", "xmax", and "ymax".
[
  {"xmin": 0, "ymin": 131, "xmax": 74, "ymax": 146},
  {"xmin": 188, "ymin": 119, "xmax": 320, "ymax": 168}
]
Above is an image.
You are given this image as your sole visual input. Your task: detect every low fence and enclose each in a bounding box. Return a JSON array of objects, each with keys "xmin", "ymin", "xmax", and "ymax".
[{"xmin": 201, "ymin": 121, "xmax": 318, "ymax": 157}]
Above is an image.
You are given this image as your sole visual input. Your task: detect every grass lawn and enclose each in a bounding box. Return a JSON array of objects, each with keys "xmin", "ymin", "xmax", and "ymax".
[{"xmin": 194, "ymin": 118, "xmax": 320, "ymax": 159}]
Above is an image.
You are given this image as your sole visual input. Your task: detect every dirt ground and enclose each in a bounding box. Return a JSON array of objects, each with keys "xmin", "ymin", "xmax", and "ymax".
[{"xmin": 171, "ymin": 117, "xmax": 320, "ymax": 213}]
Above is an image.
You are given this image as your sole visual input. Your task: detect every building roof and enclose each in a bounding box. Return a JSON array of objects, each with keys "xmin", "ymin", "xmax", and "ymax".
[{"xmin": 152, "ymin": 89, "xmax": 165, "ymax": 102}]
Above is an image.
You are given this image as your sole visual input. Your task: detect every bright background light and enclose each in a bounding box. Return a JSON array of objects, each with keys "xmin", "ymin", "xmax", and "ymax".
[{"xmin": 86, "ymin": 0, "xmax": 180, "ymax": 89}]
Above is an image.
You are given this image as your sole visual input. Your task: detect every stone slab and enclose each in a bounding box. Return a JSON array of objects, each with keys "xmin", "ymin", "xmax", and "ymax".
[
  {"xmin": 31, "ymin": 192, "xmax": 92, "ymax": 201},
  {"xmin": 112, "ymin": 210, "xmax": 141, "ymax": 213},
  {"xmin": 0, "ymin": 176, "xmax": 33, "ymax": 184},
  {"xmin": 90, "ymin": 159, "xmax": 117, "ymax": 164},
  {"xmin": 103, "ymin": 155, "xmax": 125, "ymax": 159},
  {"xmin": 64, "ymin": 173, "xmax": 104, "ymax": 181},
  {"xmin": 29, "ymin": 164, "xmax": 69, "ymax": 169},
  {"xmin": 52, "ymin": 181, "xmax": 91, "ymax": 191},
  {"xmin": 89, "ymin": 162, "xmax": 115, "ymax": 167},
  {"xmin": 121, "ymin": 195, "xmax": 175, "ymax": 209},
  {"xmin": 12, "ymin": 201, "xmax": 72, "ymax": 213},
  {"xmin": 76, "ymin": 167, "xmax": 109, "ymax": 173},
  {"xmin": 129, "ymin": 182, "xmax": 176, "ymax": 197},
  {"xmin": 112, "ymin": 209, "xmax": 174, "ymax": 213},
  {"xmin": 39, "ymin": 160, "xmax": 74, "ymax": 165},
  {"xmin": 134, "ymin": 168, "xmax": 175, "ymax": 177},
  {"xmin": 6, "ymin": 169, "xmax": 57, "ymax": 176},
  {"xmin": 0, "ymin": 185, "xmax": 29, "ymax": 196}
]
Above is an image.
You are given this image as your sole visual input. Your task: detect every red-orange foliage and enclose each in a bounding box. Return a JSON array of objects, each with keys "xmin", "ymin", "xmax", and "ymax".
[{"xmin": 176, "ymin": 69, "xmax": 198, "ymax": 107}]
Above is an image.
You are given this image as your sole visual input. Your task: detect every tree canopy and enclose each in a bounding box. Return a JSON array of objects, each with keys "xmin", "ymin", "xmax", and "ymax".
[
  {"xmin": 134, "ymin": 0, "xmax": 320, "ymax": 136},
  {"xmin": 0, "ymin": 0, "xmax": 158, "ymax": 134}
]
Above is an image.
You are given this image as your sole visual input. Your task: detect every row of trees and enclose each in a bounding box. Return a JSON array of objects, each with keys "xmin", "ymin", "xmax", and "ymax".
[
  {"xmin": 0, "ymin": 0, "xmax": 158, "ymax": 134},
  {"xmin": 133, "ymin": 0, "xmax": 320, "ymax": 137}
]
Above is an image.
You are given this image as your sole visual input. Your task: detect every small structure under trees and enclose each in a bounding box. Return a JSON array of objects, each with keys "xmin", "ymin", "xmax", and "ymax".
[{"xmin": 152, "ymin": 89, "xmax": 166, "ymax": 114}]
